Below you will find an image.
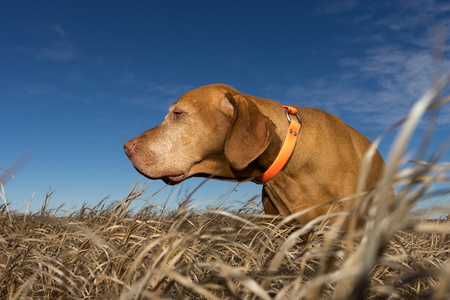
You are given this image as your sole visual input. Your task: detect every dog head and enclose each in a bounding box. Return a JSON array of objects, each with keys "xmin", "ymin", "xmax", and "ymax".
[{"xmin": 124, "ymin": 84, "xmax": 275, "ymax": 184}]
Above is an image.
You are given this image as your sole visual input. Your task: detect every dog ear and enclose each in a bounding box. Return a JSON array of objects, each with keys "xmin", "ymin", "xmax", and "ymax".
[{"xmin": 222, "ymin": 93, "xmax": 276, "ymax": 170}]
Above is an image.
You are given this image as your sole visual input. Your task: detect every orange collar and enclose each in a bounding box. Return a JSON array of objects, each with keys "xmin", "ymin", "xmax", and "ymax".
[{"xmin": 255, "ymin": 105, "xmax": 302, "ymax": 184}]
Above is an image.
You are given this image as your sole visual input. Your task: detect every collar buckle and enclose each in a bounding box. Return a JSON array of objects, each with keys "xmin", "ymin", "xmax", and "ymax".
[{"xmin": 284, "ymin": 106, "xmax": 302, "ymax": 125}]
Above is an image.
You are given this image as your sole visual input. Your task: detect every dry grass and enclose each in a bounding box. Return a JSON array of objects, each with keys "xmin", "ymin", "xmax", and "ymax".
[{"xmin": 1, "ymin": 78, "xmax": 450, "ymax": 299}]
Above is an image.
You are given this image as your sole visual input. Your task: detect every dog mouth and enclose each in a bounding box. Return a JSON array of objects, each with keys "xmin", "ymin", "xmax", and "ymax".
[
  {"xmin": 161, "ymin": 173, "xmax": 186, "ymax": 185},
  {"xmin": 133, "ymin": 166, "xmax": 186, "ymax": 185}
]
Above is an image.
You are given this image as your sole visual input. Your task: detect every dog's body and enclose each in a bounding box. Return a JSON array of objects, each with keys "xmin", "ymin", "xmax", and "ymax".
[{"xmin": 124, "ymin": 84, "xmax": 386, "ymax": 226}]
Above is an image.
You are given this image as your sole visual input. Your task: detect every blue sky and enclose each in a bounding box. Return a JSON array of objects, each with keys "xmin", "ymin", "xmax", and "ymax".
[{"xmin": 2, "ymin": 0, "xmax": 450, "ymax": 213}]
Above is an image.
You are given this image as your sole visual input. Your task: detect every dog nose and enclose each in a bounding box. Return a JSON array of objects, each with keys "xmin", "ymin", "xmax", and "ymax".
[{"xmin": 124, "ymin": 140, "xmax": 136, "ymax": 156}]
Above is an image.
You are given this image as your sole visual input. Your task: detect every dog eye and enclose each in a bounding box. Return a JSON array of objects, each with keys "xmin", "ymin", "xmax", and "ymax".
[{"xmin": 172, "ymin": 111, "xmax": 183, "ymax": 119}]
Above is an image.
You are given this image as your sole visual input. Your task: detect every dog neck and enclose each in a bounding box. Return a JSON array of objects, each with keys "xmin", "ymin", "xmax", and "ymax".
[{"xmin": 254, "ymin": 106, "xmax": 302, "ymax": 184}]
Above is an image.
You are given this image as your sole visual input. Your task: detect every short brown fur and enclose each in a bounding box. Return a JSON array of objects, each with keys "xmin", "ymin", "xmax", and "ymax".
[{"xmin": 124, "ymin": 84, "xmax": 386, "ymax": 227}]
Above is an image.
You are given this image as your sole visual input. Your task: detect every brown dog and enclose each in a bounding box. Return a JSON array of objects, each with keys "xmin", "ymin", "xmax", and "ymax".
[{"xmin": 124, "ymin": 84, "xmax": 386, "ymax": 226}]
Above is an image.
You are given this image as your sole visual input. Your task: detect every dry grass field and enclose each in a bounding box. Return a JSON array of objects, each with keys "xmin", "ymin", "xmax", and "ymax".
[{"xmin": 1, "ymin": 79, "xmax": 449, "ymax": 299}]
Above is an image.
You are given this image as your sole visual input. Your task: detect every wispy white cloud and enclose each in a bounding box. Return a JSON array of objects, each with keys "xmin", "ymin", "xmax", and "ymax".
[
  {"xmin": 121, "ymin": 83, "xmax": 194, "ymax": 111},
  {"xmin": 35, "ymin": 44, "xmax": 78, "ymax": 61},
  {"xmin": 147, "ymin": 82, "xmax": 194, "ymax": 98},
  {"xmin": 19, "ymin": 23, "xmax": 79, "ymax": 61},
  {"xmin": 120, "ymin": 69, "xmax": 135, "ymax": 85},
  {"xmin": 6, "ymin": 82, "xmax": 59, "ymax": 110},
  {"xmin": 282, "ymin": 0, "xmax": 450, "ymax": 127},
  {"xmin": 50, "ymin": 23, "xmax": 66, "ymax": 38},
  {"xmin": 147, "ymin": 83, "xmax": 195, "ymax": 110},
  {"xmin": 283, "ymin": 48, "xmax": 450, "ymax": 127}
]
